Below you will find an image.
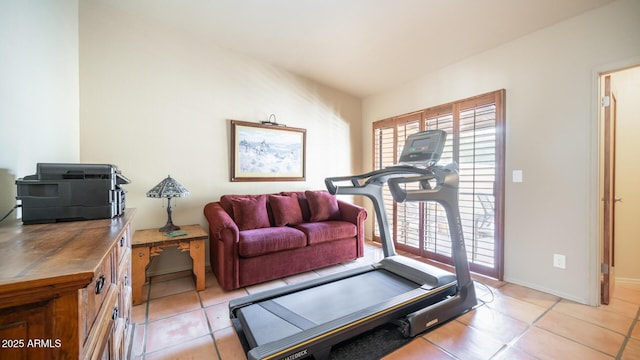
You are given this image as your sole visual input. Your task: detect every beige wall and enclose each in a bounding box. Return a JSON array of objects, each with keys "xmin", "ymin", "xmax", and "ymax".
[
  {"xmin": 362, "ymin": 0, "xmax": 640, "ymax": 304},
  {"xmin": 611, "ymin": 66, "xmax": 640, "ymax": 283},
  {"xmin": 0, "ymin": 0, "xmax": 79, "ymax": 222},
  {"xmin": 4, "ymin": 0, "xmax": 638, "ymax": 301},
  {"xmin": 78, "ymin": 2, "xmax": 362, "ymax": 275}
]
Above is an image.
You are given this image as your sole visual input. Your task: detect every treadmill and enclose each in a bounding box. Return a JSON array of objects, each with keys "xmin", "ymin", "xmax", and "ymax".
[{"xmin": 229, "ymin": 130, "xmax": 477, "ymax": 360}]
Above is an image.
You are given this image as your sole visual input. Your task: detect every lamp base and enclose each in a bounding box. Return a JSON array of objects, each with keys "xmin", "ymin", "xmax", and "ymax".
[
  {"xmin": 158, "ymin": 197, "xmax": 180, "ymax": 232},
  {"xmin": 159, "ymin": 223, "xmax": 180, "ymax": 233}
]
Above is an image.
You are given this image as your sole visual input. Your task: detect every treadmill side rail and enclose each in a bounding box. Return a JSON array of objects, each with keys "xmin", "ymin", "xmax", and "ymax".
[
  {"xmin": 377, "ymin": 255, "xmax": 456, "ymax": 289},
  {"xmin": 404, "ymin": 281, "xmax": 477, "ymax": 337}
]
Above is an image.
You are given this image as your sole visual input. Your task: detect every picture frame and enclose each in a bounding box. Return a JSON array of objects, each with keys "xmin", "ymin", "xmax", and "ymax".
[{"xmin": 230, "ymin": 120, "xmax": 306, "ymax": 182}]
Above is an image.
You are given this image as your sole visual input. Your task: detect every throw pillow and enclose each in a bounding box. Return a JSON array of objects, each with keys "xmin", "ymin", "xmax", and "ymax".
[
  {"xmin": 231, "ymin": 195, "xmax": 270, "ymax": 230},
  {"xmin": 305, "ymin": 190, "xmax": 340, "ymax": 222},
  {"xmin": 269, "ymin": 194, "xmax": 304, "ymax": 227}
]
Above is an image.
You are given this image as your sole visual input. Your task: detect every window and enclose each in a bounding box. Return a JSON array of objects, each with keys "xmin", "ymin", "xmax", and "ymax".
[{"xmin": 372, "ymin": 90, "xmax": 505, "ymax": 279}]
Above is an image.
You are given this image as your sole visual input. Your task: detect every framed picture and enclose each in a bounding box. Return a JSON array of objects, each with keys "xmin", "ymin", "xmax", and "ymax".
[{"xmin": 230, "ymin": 120, "xmax": 306, "ymax": 182}]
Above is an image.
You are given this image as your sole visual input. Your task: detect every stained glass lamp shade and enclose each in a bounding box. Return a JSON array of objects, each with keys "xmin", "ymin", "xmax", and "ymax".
[{"xmin": 146, "ymin": 175, "xmax": 189, "ymax": 232}]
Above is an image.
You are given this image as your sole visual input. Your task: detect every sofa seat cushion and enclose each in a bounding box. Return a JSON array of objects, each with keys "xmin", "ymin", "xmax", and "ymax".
[
  {"xmin": 238, "ymin": 227, "xmax": 307, "ymax": 258},
  {"xmin": 293, "ymin": 221, "xmax": 357, "ymax": 245}
]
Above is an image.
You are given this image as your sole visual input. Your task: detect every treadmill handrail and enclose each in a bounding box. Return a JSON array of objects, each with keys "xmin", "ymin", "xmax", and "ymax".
[
  {"xmin": 324, "ymin": 163, "xmax": 473, "ymax": 289},
  {"xmin": 324, "ymin": 165, "xmax": 433, "ymax": 258},
  {"xmin": 324, "ymin": 165, "xmax": 432, "ymax": 195},
  {"xmin": 386, "ymin": 165, "xmax": 473, "ymax": 289},
  {"xmin": 387, "ymin": 164, "xmax": 459, "ymax": 203}
]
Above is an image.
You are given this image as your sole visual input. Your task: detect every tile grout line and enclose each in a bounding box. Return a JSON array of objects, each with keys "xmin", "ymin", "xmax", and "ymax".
[
  {"xmin": 197, "ymin": 285, "xmax": 225, "ymax": 360},
  {"xmin": 489, "ymin": 294, "xmax": 562, "ymax": 359},
  {"xmin": 532, "ymin": 298, "xmax": 633, "ymax": 358},
  {"xmin": 141, "ymin": 276, "xmax": 199, "ymax": 357},
  {"xmin": 139, "ymin": 276, "xmax": 153, "ymax": 360},
  {"xmin": 615, "ymin": 305, "xmax": 640, "ymax": 360},
  {"xmin": 418, "ymin": 284, "xmax": 505, "ymax": 360}
]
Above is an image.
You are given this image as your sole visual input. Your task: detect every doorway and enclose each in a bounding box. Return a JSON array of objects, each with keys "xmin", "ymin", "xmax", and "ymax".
[{"xmin": 599, "ymin": 65, "xmax": 640, "ymax": 305}]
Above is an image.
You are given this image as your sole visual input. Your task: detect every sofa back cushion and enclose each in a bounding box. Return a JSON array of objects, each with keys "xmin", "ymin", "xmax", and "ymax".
[
  {"xmin": 280, "ymin": 191, "xmax": 311, "ymax": 222},
  {"xmin": 219, "ymin": 191, "xmax": 339, "ymax": 227},
  {"xmin": 220, "ymin": 194, "xmax": 270, "ymax": 219},
  {"xmin": 305, "ymin": 190, "xmax": 341, "ymax": 222},
  {"xmin": 269, "ymin": 194, "xmax": 304, "ymax": 226},
  {"xmin": 229, "ymin": 195, "xmax": 270, "ymax": 230}
]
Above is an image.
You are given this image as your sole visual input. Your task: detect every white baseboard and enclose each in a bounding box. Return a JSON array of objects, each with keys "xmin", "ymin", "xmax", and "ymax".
[
  {"xmin": 615, "ymin": 277, "xmax": 640, "ymax": 285},
  {"xmin": 503, "ymin": 276, "xmax": 591, "ymax": 305}
]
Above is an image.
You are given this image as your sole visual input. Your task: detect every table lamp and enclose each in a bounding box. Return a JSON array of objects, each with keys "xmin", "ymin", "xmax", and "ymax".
[{"xmin": 146, "ymin": 175, "xmax": 189, "ymax": 232}]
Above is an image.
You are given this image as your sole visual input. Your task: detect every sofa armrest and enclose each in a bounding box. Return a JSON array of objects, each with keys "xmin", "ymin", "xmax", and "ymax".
[
  {"xmin": 203, "ymin": 202, "xmax": 240, "ymax": 290},
  {"xmin": 338, "ymin": 200, "xmax": 368, "ymax": 257},
  {"xmin": 204, "ymin": 202, "xmax": 239, "ymax": 239}
]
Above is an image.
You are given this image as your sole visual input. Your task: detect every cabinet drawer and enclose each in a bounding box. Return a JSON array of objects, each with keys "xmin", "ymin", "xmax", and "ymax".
[
  {"xmin": 117, "ymin": 256, "xmax": 132, "ymax": 327},
  {"xmin": 84, "ymin": 286, "xmax": 118, "ymax": 360},
  {"xmin": 116, "ymin": 225, "xmax": 131, "ymax": 267},
  {"xmin": 87, "ymin": 248, "xmax": 115, "ymax": 333},
  {"xmin": 84, "ymin": 254, "xmax": 131, "ymax": 359}
]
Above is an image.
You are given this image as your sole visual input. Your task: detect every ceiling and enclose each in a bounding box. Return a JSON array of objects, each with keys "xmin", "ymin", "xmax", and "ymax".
[{"xmin": 96, "ymin": 0, "xmax": 614, "ymax": 98}]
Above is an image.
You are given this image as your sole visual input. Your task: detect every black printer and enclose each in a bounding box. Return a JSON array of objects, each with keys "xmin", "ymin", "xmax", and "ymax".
[{"xmin": 16, "ymin": 163, "xmax": 130, "ymax": 224}]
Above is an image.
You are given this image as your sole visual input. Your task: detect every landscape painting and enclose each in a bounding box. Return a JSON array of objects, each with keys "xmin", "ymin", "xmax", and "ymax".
[{"xmin": 230, "ymin": 120, "xmax": 306, "ymax": 181}]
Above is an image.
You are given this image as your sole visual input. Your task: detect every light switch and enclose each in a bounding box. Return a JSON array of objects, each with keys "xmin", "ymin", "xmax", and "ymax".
[{"xmin": 513, "ymin": 170, "xmax": 523, "ymax": 183}]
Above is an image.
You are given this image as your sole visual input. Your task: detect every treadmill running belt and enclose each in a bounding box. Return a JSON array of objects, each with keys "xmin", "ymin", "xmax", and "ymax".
[
  {"xmin": 238, "ymin": 270, "xmax": 419, "ymax": 347},
  {"xmin": 260, "ymin": 300, "xmax": 317, "ymax": 330}
]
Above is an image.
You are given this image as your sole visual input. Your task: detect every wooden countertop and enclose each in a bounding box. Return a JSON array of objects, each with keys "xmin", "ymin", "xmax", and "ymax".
[{"xmin": 0, "ymin": 210, "xmax": 135, "ymax": 307}]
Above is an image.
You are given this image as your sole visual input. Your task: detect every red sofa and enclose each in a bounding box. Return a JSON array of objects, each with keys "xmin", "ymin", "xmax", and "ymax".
[{"xmin": 203, "ymin": 190, "xmax": 367, "ymax": 290}]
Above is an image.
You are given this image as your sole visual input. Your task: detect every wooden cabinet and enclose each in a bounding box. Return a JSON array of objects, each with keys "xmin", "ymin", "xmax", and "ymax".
[{"xmin": 0, "ymin": 211, "xmax": 135, "ymax": 359}]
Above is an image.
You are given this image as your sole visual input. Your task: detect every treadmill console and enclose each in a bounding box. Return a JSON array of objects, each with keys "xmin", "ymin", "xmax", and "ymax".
[{"xmin": 398, "ymin": 130, "xmax": 447, "ymax": 166}]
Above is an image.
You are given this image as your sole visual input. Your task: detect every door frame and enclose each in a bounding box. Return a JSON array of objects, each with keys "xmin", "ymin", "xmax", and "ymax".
[
  {"xmin": 601, "ymin": 74, "xmax": 616, "ymax": 305},
  {"xmin": 590, "ymin": 57, "xmax": 640, "ymax": 306}
]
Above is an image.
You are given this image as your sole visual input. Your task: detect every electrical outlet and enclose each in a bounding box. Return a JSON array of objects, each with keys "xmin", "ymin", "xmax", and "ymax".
[
  {"xmin": 553, "ymin": 254, "xmax": 566, "ymax": 269},
  {"xmin": 512, "ymin": 170, "xmax": 523, "ymax": 183}
]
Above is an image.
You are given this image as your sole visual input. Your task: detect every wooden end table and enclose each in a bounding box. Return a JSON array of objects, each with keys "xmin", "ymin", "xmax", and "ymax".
[{"xmin": 131, "ymin": 224, "xmax": 208, "ymax": 305}]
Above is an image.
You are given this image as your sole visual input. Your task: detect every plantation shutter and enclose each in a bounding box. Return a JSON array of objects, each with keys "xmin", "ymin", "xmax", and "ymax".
[
  {"xmin": 458, "ymin": 100, "xmax": 499, "ymax": 270},
  {"xmin": 372, "ymin": 113, "xmax": 420, "ymax": 244},
  {"xmin": 395, "ymin": 115, "xmax": 421, "ymax": 248},
  {"xmin": 373, "ymin": 124, "xmax": 396, "ymax": 240},
  {"xmin": 372, "ymin": 90, "xmax": 505, "ymax": 280},
  {"xmin": 423, "ymin": 108, "xmax": 455, "ymax": 260}
]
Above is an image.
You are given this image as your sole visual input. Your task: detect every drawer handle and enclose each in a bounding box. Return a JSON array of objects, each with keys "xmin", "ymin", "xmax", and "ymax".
[
  {"xmin": 120, "ymin": 236, "xmax": 125, "ymax": 247},
  {"xmin": 95, "ymin": 274, "xmax": 106, "ymax": 295},
  {"xmin": 112, "ymin": 306, "xmax": 119, "ymax": 320}
]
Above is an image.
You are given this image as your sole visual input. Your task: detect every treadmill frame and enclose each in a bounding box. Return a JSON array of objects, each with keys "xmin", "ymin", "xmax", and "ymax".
[
  {"xmin": 230, "ymin": 258, "xmax": 458, "ymax": 360},
  {"xmin": 230, "ymin": 131, "xmax": 477, "ymax": 360}
]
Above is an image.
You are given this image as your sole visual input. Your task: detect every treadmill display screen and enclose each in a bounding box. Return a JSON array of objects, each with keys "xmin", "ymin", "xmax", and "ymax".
[
  {"xmin": 398, "ymin": 130, "xmax": 447, "ymax": 165},
  {"xmin": 409, "ymin": 137, "xmax": 438, "ymax": 152}
]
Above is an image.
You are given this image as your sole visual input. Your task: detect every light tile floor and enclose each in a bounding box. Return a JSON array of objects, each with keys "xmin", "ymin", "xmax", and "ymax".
[{"xmin": 130, "ymin": 243, "xmax": 640, "ymax": 359}]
